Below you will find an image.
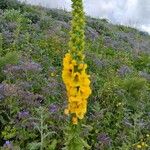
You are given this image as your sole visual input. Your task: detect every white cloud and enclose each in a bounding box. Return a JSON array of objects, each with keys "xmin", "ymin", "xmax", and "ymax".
[
  {"xmin": 20, "ymin": 0, "xmax": 150, "ymax": 34},
  {"xmin": 140, "ymin": 25, "xmax": 150, "ymax": 33}
]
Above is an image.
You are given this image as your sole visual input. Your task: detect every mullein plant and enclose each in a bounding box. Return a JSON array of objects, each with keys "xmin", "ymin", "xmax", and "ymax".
[{"xmin": 62, "ymin": 0, "xmax": 91, "ymax": 149}]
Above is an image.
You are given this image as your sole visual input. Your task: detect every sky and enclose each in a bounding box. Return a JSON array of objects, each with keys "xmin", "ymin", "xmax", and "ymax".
[{"xmin": 20, "ymin": 0, "xmax": 150, "ymax": 34}]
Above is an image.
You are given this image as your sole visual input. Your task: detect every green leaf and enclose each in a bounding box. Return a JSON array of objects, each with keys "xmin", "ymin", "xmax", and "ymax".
[
  {"xmin": 48, "ymin": 139, "xmax": 57, "ymax": 150},
  {"xmin": 27, "ymin": 142, "xmax": 41, "ymax": 150}
]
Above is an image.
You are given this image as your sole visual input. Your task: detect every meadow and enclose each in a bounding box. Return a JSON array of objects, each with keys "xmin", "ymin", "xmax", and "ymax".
[{"xmin": 0, "ymin": 0, "xmax": 150, "ymax": 149}]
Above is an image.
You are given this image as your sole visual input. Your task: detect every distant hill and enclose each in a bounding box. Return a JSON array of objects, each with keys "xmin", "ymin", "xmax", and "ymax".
[{"xmin": 0, "ymin": 0, "xmax": 150, "ymax": 53}]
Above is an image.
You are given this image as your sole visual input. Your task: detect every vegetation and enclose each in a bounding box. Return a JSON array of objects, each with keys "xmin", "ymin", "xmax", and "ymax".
[{"xmin": 0, "ymin": 0, "xmax": 150, "ymax": 149}]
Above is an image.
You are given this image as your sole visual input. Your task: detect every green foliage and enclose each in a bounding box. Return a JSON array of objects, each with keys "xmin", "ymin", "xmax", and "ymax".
[
  {"xmin": 0, "ymin": 0, "xmax": 22, "ymax": 10},
  {"xmin": 122, "ymin": 77, "xmax": 147, "ymax": 95},
  {"xmin": 2, "ymin": 126, "xmax": 17, "ymax": 140},
  {"xmin": 24, "ymin": 12, "xmax": 40, "ymax": 23},
  {"xmin": 0, "ymin": 33, "xmax": 3, "ymax": 55},
  {"xmin": 27, "ymin": 107, "xmax": 56, "ymax": 150},
  {"xmin": 116, "ymin": 25, "xmax": 137, "ymax": 33},
  {"xmin": 0, "ymin": 51, "xmax": 19, "ymax": 68},
  {"xmin": 132, "ymin": 53, "xmax": 150, "ymax": 73},
  {"xmin": 0, "ymin": 51, "xmax": 19, "ymax": 81},
  {"xmin": 39, "ymin": 16, "xmax": 53, "ymax": 30},
  {"xmin": 3, "ymin": 9, "xmax": 22, "ymax": 22},
  {"xmin": 0, "ymin": 0, "xmax": 150, "ymax": 149},
  {"xmin": 48, "ymin": 9, "xmax": 71, "ymax": 22},
  {"xmin": 63, "ymin": 124, "xmax": 90, "ymax": 150}
]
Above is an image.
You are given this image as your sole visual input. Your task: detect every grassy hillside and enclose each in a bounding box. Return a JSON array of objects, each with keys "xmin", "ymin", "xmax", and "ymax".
[{"xmin": 0, "ymin": 0, "xmax": 150, "ymax": 149}]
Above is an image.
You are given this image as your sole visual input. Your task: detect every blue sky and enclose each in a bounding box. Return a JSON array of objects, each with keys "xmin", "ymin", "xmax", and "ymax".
[{"xmin": 20, "ymin": 0, "xmax": 150, "ymax": 33}]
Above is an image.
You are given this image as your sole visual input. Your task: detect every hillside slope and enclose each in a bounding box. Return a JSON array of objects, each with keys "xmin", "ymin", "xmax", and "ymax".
[
  {"xmin": 0, "ymin": 0, "xmax": 150, "ymax": 149},
  {"xmin": 1, "ymin": 0, "xmax": 150, "ymax": 53}
]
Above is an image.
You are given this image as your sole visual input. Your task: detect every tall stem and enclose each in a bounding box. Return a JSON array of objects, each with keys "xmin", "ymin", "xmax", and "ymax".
[
  {"xmin": 40, "ymin": 111, "xmax": 43, "ymax": 150},
  {"xmin": 69, "ymin": 0, "xmax": 85, "ymax": 61}
]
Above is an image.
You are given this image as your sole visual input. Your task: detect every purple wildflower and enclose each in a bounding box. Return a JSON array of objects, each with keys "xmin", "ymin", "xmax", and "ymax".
[
  {"xmin": 97, "ymin": 133, "xmax": 111, "ymax": 146},
  {"xmin": 49, "ymin": 104, "xmax": 58, "ymax": 113},
  {"xmin": 18, "ymin": 110, "xmax": 29, "ymax": 119},
  {"xmin": 3, "ymin": 141, "xmax": 13, "ymax": 149},
  {"xmin": 139, "ymin": 71, "xmax": 150, "ymax": 81},
  {"xmin": 93, "ymin": 58, "xmax": 106, "ymax": 69},
  {"xmin": 0, "ymin": 84, "xmax": 5, "ymax": 101},
  {"xmin": 5, "ymin": 141, "xmax": 10, "ymax": 145},
  {"xmin": 118, "ymin": 65, "xmax": 132, "ymax": 77}
]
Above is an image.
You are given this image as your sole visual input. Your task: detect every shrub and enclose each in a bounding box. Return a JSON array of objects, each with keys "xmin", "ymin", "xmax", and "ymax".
[{"xmin": 0, "ymin": 0, "xmax": 22, "ymax": 10}]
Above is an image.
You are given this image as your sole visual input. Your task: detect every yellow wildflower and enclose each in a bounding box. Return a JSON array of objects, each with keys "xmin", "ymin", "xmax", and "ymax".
[
  {"xmin": 64, "ymin": 109, "xmax": 69, "ymax": 115},
  {"xmin": 141, "ymin": 142, "xmax": 145, "ymax": 146},
  {"xmin": 72, "ymin": 116, "xmax": 78, "ymax": 125},
  {"xmin": 62, "ymin": 0, "xmax": 91, "ymax": 124},
  {"xmin": 137, "ymin": 144, "xmax": 142, "ymax": 149},
  {"xmin": 146, "ymin": 134, "xmax": 149, "ymax": 137},
  {"xmin": 50, "ymin": 72, "xmax": 55, "ymax": 77}
]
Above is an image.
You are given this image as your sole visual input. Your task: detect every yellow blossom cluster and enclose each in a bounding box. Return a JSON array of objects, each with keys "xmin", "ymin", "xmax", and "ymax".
[
  {"xmin": 136, "ymin": 142, "xmax": 148, "ymax": 149},
  {"xmin": 133, "ymin": 135, "xmax": 149, "ymax": 149},
  {"xmin": 62, "ymin": 0, "xmax": 91, "ymax": 124},
  {"xmin": 62, "ymin": 53, "xmax": 91, "ymax": 124}
]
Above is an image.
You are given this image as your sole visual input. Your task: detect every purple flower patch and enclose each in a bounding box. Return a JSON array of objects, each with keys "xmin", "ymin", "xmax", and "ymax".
[
  {"xmin": 49, "ymin": 104, "xmax": 58, "ymax": 113},
  {"xmin": 118, "ymin": 65, "xmax": 132, "ymax": 77},
  {"xmin": 18, "ymin": 110, "xmax": 29, "ymax": 119},
  {"xmin": 3, "ymin": 141, "xmax": 13, "ymax": 149},
  {"xmin": 97, "ymin": 133, "xmax": 111, "ymax": 146}
]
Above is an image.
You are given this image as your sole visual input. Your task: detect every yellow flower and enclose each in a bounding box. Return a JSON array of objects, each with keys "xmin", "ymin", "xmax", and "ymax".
[
  {"xmin": 72, "ymin": 72, "xmax": 81, "ymax": 86},
  {"xmin": 50, "ymin": 72, "xmax": 55, "ymax": 77},
  {"xmin": 69, "ymin": 96, "xmax": 82, "ymax": 102},
  {"xmin": 80, "ymin": 72, "xmax": 91, "ymax": 86},
  {"xmin": 76, "ymin": 101, "xmax": 87, "ymax": 119},
  {"xmin": 79, "ymin": 86, "xmax": 91, "ymax": 99},
  {"xmin": 68, "ymin": 87, "xmax": 78, "ymax": 97},
  {"xmin": 79, "ymin": 64, "xmax": 87, "ymax": 71},
  {"xmin": 62, "ymin": 0, "xmax": 91, "ymax": 125},
  {"xmin": 76, "ymin": 112, "xmax": 84, "ymax": 120},
  {"xmin": 63, "ymin": 53, "xmax": 72, "ymax": 65},
  {"xmin": 116, "ymin": 102, "xmax": 122, "ymax": 107},
  {"xmin": 72, "ymin": 116, "xmax": 78, "ymax": 125},
  {"xmin": 146, "ymin": 134, "xmax": 150, "ymax": 137},
  {"xmin": 141, "ymin": 142, "xmax": 145, "ymax": 146},
  {"xmin": 68, "ymin": 102, "xmax": 78, "ymax": 113},
  {"xmin": 64, "ymin": 109, "xmax": 69, "ymax": 115},
  {"xmin": 137, "ymin": 145, "xmax": 142, "ymax": 149}
]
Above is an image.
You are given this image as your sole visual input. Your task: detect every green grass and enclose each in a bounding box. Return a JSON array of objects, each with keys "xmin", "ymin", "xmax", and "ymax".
[{"xmin": 0, "ymin": 0, "xmax": 150, "ymax": 149}]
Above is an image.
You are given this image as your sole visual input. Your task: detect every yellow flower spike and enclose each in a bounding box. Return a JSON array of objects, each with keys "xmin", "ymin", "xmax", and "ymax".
[{"xmin": 62, "ymin": 0, "xmax": 91, "ymax": 125}]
